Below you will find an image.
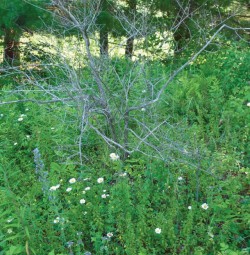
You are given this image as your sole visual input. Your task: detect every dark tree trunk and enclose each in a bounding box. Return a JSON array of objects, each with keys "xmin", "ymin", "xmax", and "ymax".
[
  {"xmin": 125, "ymin": 36, "xmax": 134, "ymax": 58},
  {"xmin": 173, "ymin": 28, "xmax": 187, "ymax": 54},
  {"xmin": 125, "ymin": 0, "xmax": 136, "ymax": 58},
  {"xmin": 100, "ymin": 28, "xmax": 109, "ymax": 56},
  {"xmin": 173, "ymin": 2, "xmax": 196, "ymax": 55},
  {"xmin": 4, "ymin": 29, "xmax": 21, "ymax": 66}
]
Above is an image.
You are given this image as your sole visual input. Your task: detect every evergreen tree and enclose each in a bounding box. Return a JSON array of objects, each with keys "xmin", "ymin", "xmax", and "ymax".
[
  {"xmin": 149, "ymin": 0, "xmax": 247, "ymax": 55},
  {"xmin": 0, "ymin": 0, "xmax": 49, "ymax": 65},
  {"xmin": 96, "ymin": 0, "xmax": 118, "ymax": 56},
  {"xmin": 124, "ymin": 0, "xmax": 137, "ymax": 58},
  {"xmin": 95, "ymin": 0, "xmax": 249, "ymax": 58}
]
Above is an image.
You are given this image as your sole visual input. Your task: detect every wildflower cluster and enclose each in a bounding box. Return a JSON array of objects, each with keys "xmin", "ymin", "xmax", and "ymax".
[
  {"xmin": 119, "ymin": 172, "xmax": 127, "ymax": 177},
  {"xmin": 17, "ymin": 114, "xmax": 26, "ymax": 122},
  {"xmin": 101, "ymin": 193, "xmax": 109, "ymax": 199},
  {"xmin": 46, "ymin": 152, "xmax": 211, "ymax": 250},
  {"xmin": 49, "ymin": 184, "xmax": 60, "ymax": 191},
  {"xmin": 53, "ymin": 216, "xmax": 65, "ymax": 224}
]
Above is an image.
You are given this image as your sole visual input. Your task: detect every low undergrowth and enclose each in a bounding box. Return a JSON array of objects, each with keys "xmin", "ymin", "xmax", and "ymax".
[{"xmin": 0, "ymin": 43, "xmax": 249, "ymax": 255}]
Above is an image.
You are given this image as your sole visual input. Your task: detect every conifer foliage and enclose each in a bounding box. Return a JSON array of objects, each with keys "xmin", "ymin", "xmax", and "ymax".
[{"xmin": 0, "ymin": 0, "xmax": 49, "ymax": 65}]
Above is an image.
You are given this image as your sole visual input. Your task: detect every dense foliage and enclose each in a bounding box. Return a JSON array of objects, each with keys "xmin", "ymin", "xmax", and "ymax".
[
  {"xmin": 0, "ymin": 0, "xmax": 50, "ymax": 64},
  {"xmin": 0, "ymin": 39, "xmax": 249, "ymax": 254}
]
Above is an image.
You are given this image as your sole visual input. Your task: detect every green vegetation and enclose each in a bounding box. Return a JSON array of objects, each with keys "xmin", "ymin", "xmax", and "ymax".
[
  {"xmin": 0, "ymin": 1, "xmax": 249, "ymax": 254},
  {"xmin": 0, "ymin": 0, "xmax": 50, "ymax": 65}
]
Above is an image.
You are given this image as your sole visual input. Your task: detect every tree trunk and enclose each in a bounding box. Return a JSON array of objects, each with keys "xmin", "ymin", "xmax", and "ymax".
[
  {"xmin": 173, "ymin": 28, "xmax": 187, "ymax": 54},
  {"xmin": 125, "ymin": 36, "xmax": 134, "ymax": 58},
  {"xmin": 4, "ymin": 28, "xmax": 21, "ymax": 66},
  {"xmin": 125, "ymin": 0, "xmax": 136, "ymax": 58},
  {"xmin": 173, "ymin": 2, "xmax": 196, "ymax": 55},
  {"xmin": 100, "ymin": 28, "xmax": 109, "ymax": 56}
]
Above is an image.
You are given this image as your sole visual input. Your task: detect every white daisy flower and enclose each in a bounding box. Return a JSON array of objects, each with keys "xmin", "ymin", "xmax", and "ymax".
[
  {"xmin": 97, "ymin": 177, "xmax": 104, "ymax": 183},
  {"xmin": 109, "ymin": 153, "xmax": 120, "ymax": 161},
  {"xmin": 66, "ymin": 187, "xmax": 72, "ymax": 192},
  {"xmin": 7, "ymin": 228, "xmax": 13, "ymax": 234},
  {"xmin": 201, "ymin": 203, "xmax": 209, "ymax": 210},
  {"xmin": 69, "ymin": 178, "xmax": 76, "ymax": 184},
  {"xmin": 208, "ymin": 232, "xmax": 214, "ymax": 238},
  {"xmin": 80, "ymin": 199, "xmax": 86, "ymax": 204},
  {"xmin": 107, "ymin": 232, "xmax": 113, "ymax": 238},
  {"xmin": 155, "ymin": 228, "xmax": 161, "ymax": 234}
]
